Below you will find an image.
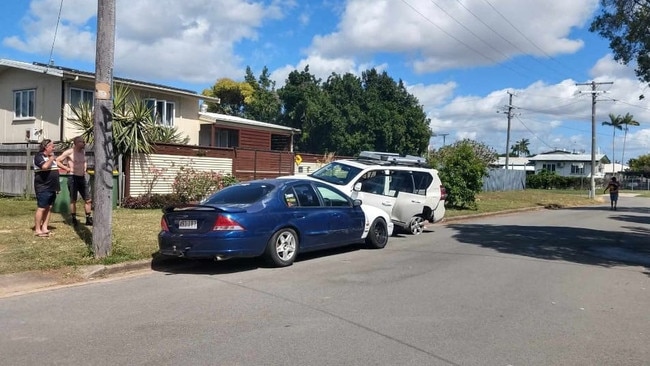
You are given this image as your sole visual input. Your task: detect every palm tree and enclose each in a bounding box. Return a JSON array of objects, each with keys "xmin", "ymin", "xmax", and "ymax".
[
  {"xmin": 515, "ymin": 138, "xmax": 530, "ymax": 157},
  {"xmin": 618, "ymin": 113, "xmax": 640, "ymax": 171},
  {"xmin": 601, "ymin": 113, "xmax": 623, "ymax": 172}
]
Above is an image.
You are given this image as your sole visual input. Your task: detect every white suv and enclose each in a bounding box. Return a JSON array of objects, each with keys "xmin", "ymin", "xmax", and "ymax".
[{"xmin": 297, "ymin": 151, "xmax": 447, "ymax": 235}]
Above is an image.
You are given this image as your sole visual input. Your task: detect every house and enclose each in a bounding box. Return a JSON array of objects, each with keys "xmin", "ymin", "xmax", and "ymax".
[
  {"xmin": 0, "ymin": 58, "xmax": 221, "ymax": 145},
  {"xmin": 528, "ymin": 151, "xmax": 608, "ymax": 178},
  {"xmin": 490, "ymin": 157, "xmax": 535, "ymax": 172},
  {"xmin": 0, "ymin": 58, "xmax": 304, "ymax": 198}
]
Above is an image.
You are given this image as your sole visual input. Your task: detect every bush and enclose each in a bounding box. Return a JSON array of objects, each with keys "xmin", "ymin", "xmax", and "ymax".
[
  {"xmin": 172, "ymin": 167, "xmax": 238, "ymax": 202},
  {"xmin": 121, "ymin": 193, "xmax": 185, "ymax": 209},
  {"xmin": 430, "ymin": 140, "xmax": 496, "ymax": 209}
]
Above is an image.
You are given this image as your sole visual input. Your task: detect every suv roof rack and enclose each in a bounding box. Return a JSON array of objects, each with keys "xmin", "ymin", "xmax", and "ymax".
[{"xmin": 356, "ymin": 151, "xmax": 428, "ymax": 167}]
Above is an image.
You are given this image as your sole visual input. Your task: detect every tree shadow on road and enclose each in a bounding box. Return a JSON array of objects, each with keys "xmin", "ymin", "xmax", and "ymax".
[{"xmin": 446, "ymin": 222, "xmax": 650, "ymax": 276}]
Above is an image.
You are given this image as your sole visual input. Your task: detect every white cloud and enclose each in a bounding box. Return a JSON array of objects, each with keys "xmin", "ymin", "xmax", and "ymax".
[{"xmin": 308, "ymin": 0, "xmax": 599, "ymax": 72}]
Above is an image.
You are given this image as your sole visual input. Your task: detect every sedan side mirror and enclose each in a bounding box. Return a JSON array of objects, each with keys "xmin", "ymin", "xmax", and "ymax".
[
  {"xmin": 353, "ymin": 182, "xmax": 362, "ymax": 192},
  {"xmin": 352, "ymin": 199, "xmax": 362, "ymax": 207}
]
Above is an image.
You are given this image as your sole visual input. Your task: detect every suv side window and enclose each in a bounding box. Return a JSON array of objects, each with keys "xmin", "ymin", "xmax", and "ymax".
[
  {"xmin": 388, "ymin": 171, "xmax": 415, "ymax": 196},
  {"xmin": 359, "ymin": 170, "xmax": 388, "ymax": 195},
  {"xmin": 412, "ymin": 171, "xmax": 433, "ymax": 196}
]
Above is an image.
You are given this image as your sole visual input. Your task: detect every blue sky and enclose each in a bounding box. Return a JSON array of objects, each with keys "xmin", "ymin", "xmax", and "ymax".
[{"xmin": 1, "ymin": 0, "xmax": 649, "ymax": 163}]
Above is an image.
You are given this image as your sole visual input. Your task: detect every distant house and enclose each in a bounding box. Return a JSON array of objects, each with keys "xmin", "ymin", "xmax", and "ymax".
[
  {"xmin": 528, "ymin": 150, "xmax": 608, "ymax": 178},
  {"xmin": 490, "ymin": 157, "xmax": 535, "ymax": 172},
  {"xmin": 0, "ymin": 58, "xmax": 221, "ymax": 145}
]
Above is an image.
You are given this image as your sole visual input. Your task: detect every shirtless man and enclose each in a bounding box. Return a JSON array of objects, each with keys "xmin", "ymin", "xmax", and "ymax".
[{"xmin": 56, "ymin": 136, "xmax": 93, "ymax": 225}]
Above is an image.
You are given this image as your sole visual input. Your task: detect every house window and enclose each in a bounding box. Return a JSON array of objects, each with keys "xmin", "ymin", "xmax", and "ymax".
[
  {"xmin": 542, "ymin": 163, "xmax": 556, "ymax": 172},
  {"xmin": 271, "ymin": 134, "xmax": 291, "ymax": 151},
  {"xmin": 70, "ymin": 88, "xmax": 94, "ymax": 108},
  {"xmin": 14, "ymin": 89, "xmax": 35, "ymax": 118},
  {"xmin": 145, "ymin": 99, "xmax": 175, "ymax": 126},
  {"xmin": 215, "ymin": 128, "xmax": 239, "ymax": 148},
  {"xmin": 570, "ymin": 164, "xmax": 584, "ymax": 175}
]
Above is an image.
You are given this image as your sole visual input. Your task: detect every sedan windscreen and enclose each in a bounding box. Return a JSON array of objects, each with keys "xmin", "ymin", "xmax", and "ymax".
[{"xmin": 203, "ymin": 183, "xmax": 276, "ymax": 204}]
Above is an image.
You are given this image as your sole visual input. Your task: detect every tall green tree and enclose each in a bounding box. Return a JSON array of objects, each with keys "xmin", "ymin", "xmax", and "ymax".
[
  {"xmin": 202, "ymin": 78, "xmax": 254, "ymax": 116},
  {"xmin": 618, "ymin": 112, "xmax": 640, "ymax": 167},
  {"xmin": 590, "ymin": 0, "xmax": 650, "ymax": 87},
  {"xmin": 243, "ymin": 66, "xmax": 282, "ymax": 123},
  {"xmin": 278, "ymin": 66, "xmax": 431, "ymax": 156},
  {"xmin": 601, "ymin": 113, "xmax": 623, "ymax": 166},
  {"xmin": 277, "ymin": 66, "xmax": 326, "ymax": 151}
]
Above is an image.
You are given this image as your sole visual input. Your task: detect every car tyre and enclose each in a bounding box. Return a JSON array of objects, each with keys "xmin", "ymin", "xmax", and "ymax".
[
  {"xmin": 408, "ymin": 215, "xmax": 425, "ymax": 235},
  {"xmin": 365, "ymin": 218, "xmax": 388, "ymax": 249},
  {"xmin": 265, "ymin": 228, "xmax": 299, "ymax": 267}
]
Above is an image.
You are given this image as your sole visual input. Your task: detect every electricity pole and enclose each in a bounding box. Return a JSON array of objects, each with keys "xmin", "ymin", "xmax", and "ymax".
[
  {"xmin": 498, "ymin": 91, "xmax": 515, "ymax": 169},
  {"xmin": 576, "ymin": 81, "xmax": 613, "ymax": 199},
  {"xmin": 93, "ymin": 0, "xmax": 116, "ymax": 258},
  {"xmin": 433, "ymin": 133, "xmax": 449, "ymax": 146}
]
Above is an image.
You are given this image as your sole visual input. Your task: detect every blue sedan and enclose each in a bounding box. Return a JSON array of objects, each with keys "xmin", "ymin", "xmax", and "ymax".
[{"xmin": 158, "ymin": 178, "xmax": 389, "ymax": 267}]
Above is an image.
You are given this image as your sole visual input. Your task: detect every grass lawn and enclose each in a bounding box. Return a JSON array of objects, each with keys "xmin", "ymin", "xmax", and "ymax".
[{"xmin": 0, "ymin": 188, "xmax": 641, "ymax": 275}]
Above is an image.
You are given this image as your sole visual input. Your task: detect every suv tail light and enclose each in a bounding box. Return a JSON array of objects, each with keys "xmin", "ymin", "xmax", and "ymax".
[{"xmin": 440, "ymin": 185, "xmax": 447, "ymax": 200}]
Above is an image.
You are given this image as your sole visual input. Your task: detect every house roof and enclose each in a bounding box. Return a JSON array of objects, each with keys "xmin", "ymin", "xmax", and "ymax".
[
  {"xmin": 492, "ymin": 157, "xmax": 534, "ymax": 166},
  {"xmin": 0, "ymin": 58, "xmax": 219, "ymax": 103},
  {"xmin": 528, "ymin": 153, "xmax": 606, "ymax": 162},
  {"xmin": 199, "ymin": 112, "xmax": 301, "ymax": 134}
]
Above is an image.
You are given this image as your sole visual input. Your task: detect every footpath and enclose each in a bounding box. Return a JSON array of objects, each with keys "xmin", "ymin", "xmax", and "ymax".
[{"xmin": 1, "ymin": 198, "xmax": 618, "ymax": 299}]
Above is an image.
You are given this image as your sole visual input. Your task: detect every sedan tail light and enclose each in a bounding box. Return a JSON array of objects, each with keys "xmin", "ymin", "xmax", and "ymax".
[
  {"xmin": 213, "ymin": 215, "xmax": 245, "ymax": 231},
  {"xmin": 160, "ymin": 216, "xmax": 170, "ymax": 232},
  {"xmin": 440, "ymin": 185, "xmax": 447, "ymax": 200}
]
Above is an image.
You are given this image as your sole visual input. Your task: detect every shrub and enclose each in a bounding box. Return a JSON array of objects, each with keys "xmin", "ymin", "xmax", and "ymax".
[
  {"xmin": 121, "ymin": 193, "xmax": 184, "ymax": 209},
  {"xmin": 172, "ymin": 167, "xmax": 238, "ymax": 202}
]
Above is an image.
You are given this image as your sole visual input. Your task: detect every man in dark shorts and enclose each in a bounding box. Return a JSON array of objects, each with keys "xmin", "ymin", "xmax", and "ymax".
[
  {"xmin": 603, "ymin": 176, "xmax": 621, "ymax": 210},
  {"xmin": 57, "ymin": 136, "xmax": 93, "ymax": 225},
  {"xmin": 33, "ymin": 139, "xmax": 60, "ymax": 237}
]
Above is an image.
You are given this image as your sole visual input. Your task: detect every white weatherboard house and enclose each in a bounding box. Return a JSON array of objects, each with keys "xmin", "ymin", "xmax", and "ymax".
[{"xmin": 528, "ymin": 152, "xmax": 608, "ymax": 178}]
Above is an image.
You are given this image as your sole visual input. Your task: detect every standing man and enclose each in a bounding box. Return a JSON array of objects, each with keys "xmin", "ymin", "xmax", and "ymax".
[
  {"xmin": 33, "ymin": 139, "xmax": 60, "ymax": 237},
  {"xmin": 603, "ymin": 176, "xmax": 621, "ymax": 211},
  {"xmin": 56, "ymin": 136, "xmax": 93, "ymax": 225}
]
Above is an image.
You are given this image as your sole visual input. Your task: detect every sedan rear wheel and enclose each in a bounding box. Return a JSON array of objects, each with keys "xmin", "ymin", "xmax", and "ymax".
[
  {"xmin": 408, "ymin": 215, "xmax": 425, "ymax": 235},
  {"xmin": 265, "ymin": 228, "xmax": 298, "ymax": 267},
  {"xmin": 365, "ymin": 218, "xmax": 388, "ymax": 249}
]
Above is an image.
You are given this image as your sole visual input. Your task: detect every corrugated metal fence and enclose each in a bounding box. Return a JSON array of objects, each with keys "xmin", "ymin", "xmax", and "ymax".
[{"xmin": 482, "ymin": 169, "xmax": 527, "ymax": 192}]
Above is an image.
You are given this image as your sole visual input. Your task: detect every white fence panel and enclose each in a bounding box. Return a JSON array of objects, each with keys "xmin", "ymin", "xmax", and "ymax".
[{"xmin": 129, "ymin": 153, "xmax": 233, "ymax": 196}]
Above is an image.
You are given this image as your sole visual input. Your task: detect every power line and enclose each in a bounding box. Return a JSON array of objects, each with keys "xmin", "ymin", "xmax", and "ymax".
[
  {"xmin": 453, "ymin": 0, "xmax": 573, "ymax": 81},
  {"xmin": 481, "ymin": 0, "xmax": 584, "ymax": 77},
  {"xmin": 399, "ymin": 0, "xmax": 535, "ymax": 81},
  {"xmin": 48, "ymin": 0, "xmax": 65, "ymax": 66}
]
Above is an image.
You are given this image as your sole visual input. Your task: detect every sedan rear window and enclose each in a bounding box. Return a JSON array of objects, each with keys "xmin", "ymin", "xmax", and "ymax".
[{"xmin": 203, "ymin": 183, "xmax": 275, "ymax": 204}]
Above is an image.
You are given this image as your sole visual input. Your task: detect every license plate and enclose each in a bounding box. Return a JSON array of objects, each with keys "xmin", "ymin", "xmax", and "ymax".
[{"xmin": 178, "ymin": 220, "xmax": 197, "ymax": 230}]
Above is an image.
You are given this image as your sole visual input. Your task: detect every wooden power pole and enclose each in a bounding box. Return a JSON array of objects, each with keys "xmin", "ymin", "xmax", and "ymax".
[
  {"xmin": 92, "ymin": 0, "xmax": 116, "ymax": 258},
  {"xmin": 576, "ymin": 80, "xmax": 613, "ymax": 199}
]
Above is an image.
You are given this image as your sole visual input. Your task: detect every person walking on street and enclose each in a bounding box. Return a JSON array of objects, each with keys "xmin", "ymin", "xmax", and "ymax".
[
  {"xmin": 603, "ymin": 176, "xmax": 621, "ymax": 210},
  {"xmin": 33, "ymin": 139, "xmax": 60, "ymax": 237},
  {"xmin": 56, "ymin": 136, "xmax": 93, "ymax": 225}
]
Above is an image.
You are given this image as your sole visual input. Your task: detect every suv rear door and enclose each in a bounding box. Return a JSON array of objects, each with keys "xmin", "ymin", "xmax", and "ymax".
[{"xmin": 388, "ymin": 170, "xmax": 424, "ymax": 226}]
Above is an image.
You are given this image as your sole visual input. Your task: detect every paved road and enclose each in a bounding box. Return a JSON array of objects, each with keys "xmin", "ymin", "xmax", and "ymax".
[{"xmin": 1, "ymin": 198, "xmax": 648, "ymax": 365}]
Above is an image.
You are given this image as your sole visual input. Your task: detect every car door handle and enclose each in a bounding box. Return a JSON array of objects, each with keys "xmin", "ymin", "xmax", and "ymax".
[
  {"xmin": 411, "ymin": 200, "xmax": 423, "ymax": 203},
  {"xmin": 381, "ymin": 201, "xmax": 393, "ymax": 206},
  {"xmin": 293, "ymin": 213, "xmax": 306, "ymax": 219}
]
